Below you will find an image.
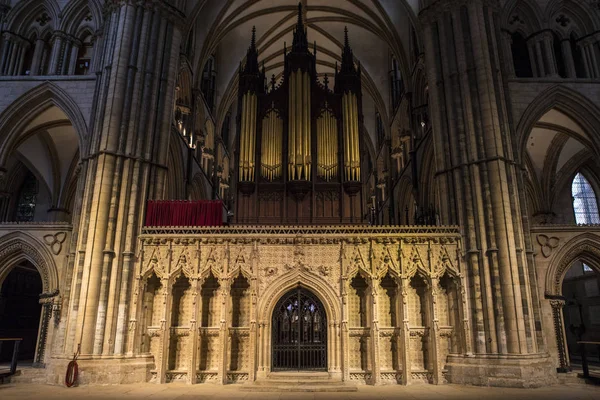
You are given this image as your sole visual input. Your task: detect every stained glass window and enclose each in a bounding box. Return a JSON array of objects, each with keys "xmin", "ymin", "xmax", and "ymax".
[
  {"xmin": 15, "ymin": 172, "xmax": 37, "ymax": 222},
  {"xmin": 572, "ymin": 172, "xmax": 600, "ymax": 225}
]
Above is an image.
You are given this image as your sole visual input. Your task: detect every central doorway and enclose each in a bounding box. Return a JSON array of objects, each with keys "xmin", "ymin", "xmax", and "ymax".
[{"xmin": 272, "ymin": 287, "xmax": 327, "ymax": 371}]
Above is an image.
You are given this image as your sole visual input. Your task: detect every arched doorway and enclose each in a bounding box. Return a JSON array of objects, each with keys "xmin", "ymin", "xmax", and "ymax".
[
  {"xmin": 561, "ymin": 260, "xmax": 600, "ymax": 372},
  {"xmin": 271, "ymin": 288, "xmax": 327, "ymax": 371},
  {"xmin": 0, "ymin": 261, "xmax": 43, "ymax": 363}
]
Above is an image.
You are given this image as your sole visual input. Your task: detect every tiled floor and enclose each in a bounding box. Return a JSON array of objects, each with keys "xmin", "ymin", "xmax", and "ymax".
[{"xmin": 0, "ymin": 382, "xmax": 599, "ymax": 400}]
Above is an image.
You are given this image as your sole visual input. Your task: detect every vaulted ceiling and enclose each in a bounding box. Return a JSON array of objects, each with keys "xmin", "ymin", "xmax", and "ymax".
[{"xmin": 185, "ymin": 0, "xmax": 420, "ymax": 138}]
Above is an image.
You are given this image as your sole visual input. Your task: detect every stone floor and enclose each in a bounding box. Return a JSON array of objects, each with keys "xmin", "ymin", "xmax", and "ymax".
[{"xmin": 0, "ymin": 382, "xmax": 599, "ymax": 400}]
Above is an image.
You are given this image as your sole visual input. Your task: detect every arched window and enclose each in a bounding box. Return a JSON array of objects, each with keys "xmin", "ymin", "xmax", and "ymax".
[
  {"xmin": 201, "ymin": 55, "xmax": 217, "ymax": 111},
  {"xmin": 572, "ymin": 172, "xmax": 600, "ymax": 225},
  {"xmin": 389, "ymin": 57, "xmax": 404, "ymax": 110},
  {"xmin": 14, "ymin": 172, "xmax": 38, "ymax": 222},
  {"xmin": 511, "ymin": 32, "xmax": 533, "ymax": 77}
]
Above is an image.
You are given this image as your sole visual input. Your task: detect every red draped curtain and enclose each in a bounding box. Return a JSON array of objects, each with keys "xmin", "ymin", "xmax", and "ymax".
[{"xmin": 145, "ymin": 200, "xmax": 224, "ymax": 227}]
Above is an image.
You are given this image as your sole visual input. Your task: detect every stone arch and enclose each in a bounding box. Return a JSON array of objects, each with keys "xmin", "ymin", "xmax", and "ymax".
[
  {"xmin": 258, "ymin": 271, "xmax": 341, "ymax": 325},
  {"xmin": 4, "ymin": 0, "xmax": 60, "ymax": 36},
  {"xmin": 544, "ymin": 233, "xmax": 600, "ymax": 297},
  {"xmin": 0, "ymin": 82, "xmax": 88, "ymax": 167},
  {"xmin": 60, "ymin": 0, "xmax": 103, "ymax": 35},
  {"xmin": 544, "ymin": 0, "xmax": 598, "ymax": 37},
  {"xmin": 501, "ymin": 0, "xmax": 543, "ymax": 36},
  {"xmin": 0, "ymin": 231, "xmax": 59, "ymax": 297},
  {"xmin": 258, "ymin": 271, "xmax": 340, "ymax": 373},
  {"xmin": 515, "ymin": 86, "xmax": 600, "ymax": 165}
]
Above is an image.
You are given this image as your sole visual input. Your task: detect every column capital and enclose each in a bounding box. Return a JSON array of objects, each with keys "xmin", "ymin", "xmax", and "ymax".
[{"xmin": 549, "ymin": 299, "xmax": 566, "ymax": 309}]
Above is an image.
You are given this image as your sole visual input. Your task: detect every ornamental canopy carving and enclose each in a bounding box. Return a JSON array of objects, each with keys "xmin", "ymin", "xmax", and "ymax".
[{"xmin": 137, "ymin": 225, "xmax": 463, "ymax": 297}]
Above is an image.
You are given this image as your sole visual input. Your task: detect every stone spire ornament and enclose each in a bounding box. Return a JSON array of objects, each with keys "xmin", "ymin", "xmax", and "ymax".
[{"xmin": 292, "ymin": 2, "xmax": 309, "ymax": 52}]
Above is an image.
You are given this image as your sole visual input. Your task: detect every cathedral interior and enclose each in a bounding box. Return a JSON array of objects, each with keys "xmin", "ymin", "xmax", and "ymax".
[{"xmin": 0, "ymin": 0, "xmax": 599, "ymax": 390}]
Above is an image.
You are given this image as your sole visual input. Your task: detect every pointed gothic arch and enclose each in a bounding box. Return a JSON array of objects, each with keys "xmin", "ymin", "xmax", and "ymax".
[
  {"xmin": 515, "ymin": 86, "xmax": 600, "ymax": 165},
  {"xmin": 4, "ymin": 0, "xmax": 60, "ymax": 36},
  {"xmin": 0, "ymin": 82, "xmax": 88, "ymax": 167},
  {"xmin": 0, "ymin": 231, "xmax": 59, "ymax": 297}
]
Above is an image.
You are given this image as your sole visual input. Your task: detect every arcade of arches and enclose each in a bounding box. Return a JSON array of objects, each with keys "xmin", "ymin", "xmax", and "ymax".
[{"xmin": 0, "ymin": 0, "xmax": 599, "ymax": 390}]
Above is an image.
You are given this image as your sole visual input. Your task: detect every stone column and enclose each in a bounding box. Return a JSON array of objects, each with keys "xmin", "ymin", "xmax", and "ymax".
[
  {"xmin": 340, "ymin": 273, "xmax": 351, "ymax": 382},
  {"xmin": 248, "ymin": 284, "xmax": 258, "ymax": 382},
  {"xmin": 30, "ymin": 38, "xmax": 45, "ymax": 76},
  {"xmin": 550, "ymin": 299, "xmax": 570, "ymax": 373},
  {"xmin": 156, "ymin": 278, "xmax": 172, "ymax": 384},
  {"xmin": 420, "ymin": 0, "xmax": 552, "ymax": 386},
  {"xmin": 399, "ymin": 277, "xmax": 411, "ymax": 385},
  {"xmin": 5, "ymin": 36, "xmax": 19, "ymax": 76},
  {"xmin": 188, "ymin": 276, "xmax": 203, "ymax": 384},
  {"xmin": 500, "ymin": 30, "xmax": 514, "ymax": 78},
  {"xmin": 15, "ymin": 39, "xmax": 30, "ymax": 76},
  {"xmin": 68, "ymin": 39, "xmax": 81, "ymax": 75},
  {"xmin": 581, "ymin": 39, "xmax": 600, "ymax": 78},
  {"xmin": 33, "ymin": 300, "xmax": 53, "ymax": 367},
  {"xmin": 217, "ymin": 278, "xmax": 231, "ymax": 384},
  {"xmin": 527, "ymin": 37, "xmax": 544, "ymax": 77},
  {"xmin": 61, "ymin": 0, "xmax": 183, "ymax": 371},
  {"xmin": 48, "ymin": 32, "xmax": 65, "ymax": 75},
  {"xmin": 561, "ymin": 39, "xmax": 576, "ymax": 79},
  {"xmin": 368, "ymin": 277, "xmax": 381, "ymax": 385},
  {"xmin": 428, "ymin": 278, "xmax": 442, "ymax": 384},
  {"xmin": 540, "ymin": 32, "xmax": 558, "ymax": 77},
  {"xmin": 0, "ymin": 33, "xmax": 12, "ymax": 75}
]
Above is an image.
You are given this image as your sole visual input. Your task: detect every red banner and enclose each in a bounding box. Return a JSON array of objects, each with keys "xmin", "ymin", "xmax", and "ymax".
[{"xmin": 145, "ymin": 200, "xmax": 223, "ymax": 227}]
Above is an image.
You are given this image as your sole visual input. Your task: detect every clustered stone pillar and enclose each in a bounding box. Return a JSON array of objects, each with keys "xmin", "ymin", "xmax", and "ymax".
[
  {"xmin": 579, "ymin": 35, "xmax": 600, "ymax": 78},
  {"xmin": 0, "ymin": 32, "xmax": 30, "ymax": 76},
  {"xmin": 420, "ymin": 0, "xmax": 552, "ymax": 384},
  {"xmin": 58, "ymin": 0, "xmax": 183, "ymax": 378}
]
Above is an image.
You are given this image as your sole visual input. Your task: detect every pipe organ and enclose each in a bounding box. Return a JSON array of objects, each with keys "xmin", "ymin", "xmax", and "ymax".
[{"xmin": 235, "ymin": 4, "xmax": 365, "ymax": 224}]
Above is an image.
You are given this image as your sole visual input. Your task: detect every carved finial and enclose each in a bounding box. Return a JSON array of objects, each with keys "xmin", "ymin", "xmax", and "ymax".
[
  {"xmin": 292, "ymin": 2, "xmax": 308, "ymax": 52},
  {"xmin": 271, "ymin": 74, "xmax": 276, "ymax": 91},
  {"xmin": 324, "ymin": 73, "xmax": 329, "ymax": 90},
  {"xmin": 344, "ymin": 26, "xmax": 349, "ymax": 50},
  {"xmin": 251, "ymin": 26, "xmax": 256, "ymax": 50}
]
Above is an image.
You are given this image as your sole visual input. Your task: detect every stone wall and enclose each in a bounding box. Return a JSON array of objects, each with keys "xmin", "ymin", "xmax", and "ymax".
[{"xmin": 130, "ymin": 225, "xmax": 465, "ymax": 386}]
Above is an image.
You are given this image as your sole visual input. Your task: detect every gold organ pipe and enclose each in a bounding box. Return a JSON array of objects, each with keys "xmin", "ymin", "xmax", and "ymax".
[
  {"xmin": 239, "ymin": 93, "xmax": 247, "ymax": 180},
  {"xmin": 352, "ymin": 93, "xmax": 360, "ymax": 180},
  {"xmin": 348, "ymin": 93, "xmax": 354, "ymax": 181},
  {"xmin": 342, "ymin": 94, "xmax": 349, "ymax": 180},
  {"xmin": 268, "ymin": 112, "xmax": 272, "ymax": 181},
  {"xmin": 305, "ymin": 71, "xmax": 311, "ymax": 180},
  {"xmin": 252, "ymin": 94, "xmax": 258, "ymax": 181},
  {"xmin": 248, "ymin": 94, "xmax": 253, "ymax": 181},
  {"xmin": 246, "ymin": 92, "xmax": 252, "ymax": 181},
  {"xmin": 288, "ymin": 72, "xmax": 295, "ymax": 180},
  {"xmin": 295, "ymin": 71, "xmax": 302, "ymax": 180},
  {"xmin": 331, "ymin": 112, "xmax": 337, "ymax": 180}
]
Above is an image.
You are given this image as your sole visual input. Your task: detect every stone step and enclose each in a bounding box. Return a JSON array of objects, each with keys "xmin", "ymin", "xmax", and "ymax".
[
  {"xmin": 6, "ymin": 368, "xmax": 48, "ymax": 384},
  {"xmin": 253, "ymin": 379, "xmax": 345, "ymax": 386},
  {"xmin": 240, "ymin": 383, "xmax": 358, "ymax": 392},
  {"xmin": 241, "ymin": 372, "xmax": 358, "ymax": 392},
  {"xmin": 266, "ymin": 371, "xmax": 331, "ymax": 381}
]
